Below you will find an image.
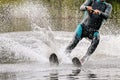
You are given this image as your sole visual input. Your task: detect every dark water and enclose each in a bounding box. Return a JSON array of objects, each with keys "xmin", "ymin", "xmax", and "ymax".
[{"xmin": 0, "ymin": 59, "xmax": 120, "ymax": 80}]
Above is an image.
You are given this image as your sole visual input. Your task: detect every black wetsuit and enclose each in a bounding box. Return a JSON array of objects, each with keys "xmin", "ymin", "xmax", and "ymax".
[{"xmin": 65, "ymin": 0, "xmax": 112, "ymax": 62}]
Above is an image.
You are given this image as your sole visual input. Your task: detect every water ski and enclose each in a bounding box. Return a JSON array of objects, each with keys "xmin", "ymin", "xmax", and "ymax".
[
  {"xmin": 49, "ymin": 53, "xmax": 59, "ymax": 65},
  {"xmin": 72, "ymin": 57, "xmax": 82, "ymax": 67}
]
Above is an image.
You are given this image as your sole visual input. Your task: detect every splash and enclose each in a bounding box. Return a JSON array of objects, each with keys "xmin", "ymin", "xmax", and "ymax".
[
  {"xmin": 12, "ymin": 0, "xmax": 52, "ymax": 31},
  {"xmin": 0, "ymin": 31, "xmax": 57, "ymax": 63},
  {"xmin": 54, "ymin": 32, "xmax": 120, "ymax": 63},
  {"xmin": 12, "ymin": 0, "xmax": 56, "ymax": 49},
  {"xmin": 0, "ymin": 0, "xmax": 57, "ymax": 63},
  {"xmin": 96, "ymin": 35, "xmax": 120, "ymax": 57}
]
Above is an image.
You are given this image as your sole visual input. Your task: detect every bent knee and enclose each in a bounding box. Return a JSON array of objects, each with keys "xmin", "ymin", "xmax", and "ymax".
[
  {"xmin": 94, "ymin": 31, "xmax": 100, "ymax": 40},
  {"xmin": 93, "ymin": 32, "xmax": 100, "ymax": 45}
]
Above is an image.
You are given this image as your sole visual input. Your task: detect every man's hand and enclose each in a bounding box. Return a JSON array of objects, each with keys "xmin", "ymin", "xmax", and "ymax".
[
  {"xmin": 86, "ymin": 6, "xmax": 93, "ymax": 13},
  {"xmin": 86, "ymin": 6, "xmax": 101, "ymax": 14},
  {"xmin": 93, "ymin": 9, "xmax": 101, "ymax": 15}
]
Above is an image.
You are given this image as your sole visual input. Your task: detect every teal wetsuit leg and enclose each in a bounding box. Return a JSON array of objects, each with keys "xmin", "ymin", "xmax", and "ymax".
[
  {"xmin": 87, "ymin": 31, "xmax": 100, "ymax": 55},
  {"xmin": 81, "ymin": 31, "xmax": 100, "ymax": 63},
  {"xmin": 75, "ymin": 24, "xmax": 82, "ymax": 39},
  {"xmin": 65, "ymin": 24, "xmax": 83, "ymax": 53},
  {"xmin": 94, "ymin": 31, "xmax": 99, "ymax": 37}
]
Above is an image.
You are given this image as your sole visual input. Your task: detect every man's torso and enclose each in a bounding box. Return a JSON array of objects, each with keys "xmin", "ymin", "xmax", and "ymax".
[{"xmin": 82, "ymin": 0, "xmax": 107, "ymax": 30}]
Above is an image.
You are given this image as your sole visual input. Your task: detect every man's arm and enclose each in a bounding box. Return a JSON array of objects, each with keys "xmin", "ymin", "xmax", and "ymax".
[
  {"xmin": 100, "ymin": 4, "xmax": 112, "ymax": 20},
  {"xmin": 80, "ymin": 0, "xmax": 93, "ymax": 11}
]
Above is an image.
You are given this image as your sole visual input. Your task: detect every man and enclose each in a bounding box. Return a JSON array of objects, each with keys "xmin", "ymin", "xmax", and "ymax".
[{"xmin": 65, "ymin": 0, "xmax": 112, "ymax": 64}]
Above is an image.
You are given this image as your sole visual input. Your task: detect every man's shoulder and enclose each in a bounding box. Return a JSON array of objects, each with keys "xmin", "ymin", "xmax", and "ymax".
[{"xmin": 104, "ymin": 2, "xmax": 112, "ymax": 8}]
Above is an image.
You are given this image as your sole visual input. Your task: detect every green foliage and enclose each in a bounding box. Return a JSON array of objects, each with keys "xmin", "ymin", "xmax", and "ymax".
[
  {"xmin": 0, "ymin": 0, "xmax": 120, "ymax": 32},
  {"xmin": 0, "ymin": 0, "xmax": 23, "ymax": 4},
  {"xmin": 42, "ymin": 0, "xmax": 120, "ymax": 30}
]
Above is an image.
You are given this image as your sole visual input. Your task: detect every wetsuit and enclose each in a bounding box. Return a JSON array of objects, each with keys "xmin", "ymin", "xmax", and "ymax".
[{"xmin": 65, "ymin": 0, "xmax": 112, "ymax": 62}]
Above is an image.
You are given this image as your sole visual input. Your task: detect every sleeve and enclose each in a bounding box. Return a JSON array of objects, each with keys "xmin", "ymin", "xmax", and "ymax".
[
  {"xmin": 100, "ymin": 4, "xmax": 112, "ymax": 20},
  {"xmin": 80, "ymin": 0, "xmax": 93, "ymax": 11}
]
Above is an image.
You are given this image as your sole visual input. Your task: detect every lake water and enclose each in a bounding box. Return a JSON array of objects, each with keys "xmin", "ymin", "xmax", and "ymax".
[{"xmin": 0, "ymin": 31, "xmax": 120, "ymax": 80}]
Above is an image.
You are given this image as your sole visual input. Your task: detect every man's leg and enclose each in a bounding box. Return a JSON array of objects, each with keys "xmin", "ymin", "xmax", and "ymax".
[
  {"xmin": 81, "ymin": 31, "xmax": 100, "ymax": 63},
  {"xmin": 65, "ymin": 24, "xmax": 83, "ymax": 54}
]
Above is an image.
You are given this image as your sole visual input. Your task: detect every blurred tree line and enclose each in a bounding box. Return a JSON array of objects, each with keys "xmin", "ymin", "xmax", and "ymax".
[
  {"xmin": 41, "ymin": 0, "xmax": 120, "ymax": 31},
  {"xmin": 0, "ymin": 0, "xmax": 120, "ymax": 32}
]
